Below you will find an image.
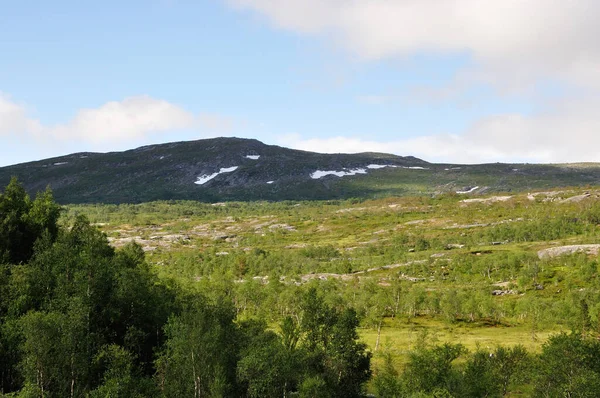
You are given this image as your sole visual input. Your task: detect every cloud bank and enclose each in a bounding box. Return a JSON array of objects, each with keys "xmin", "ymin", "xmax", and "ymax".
[
  {"xmin": 0, "ymin": 94, "xmax": 233, "ymax": 146},
  {"xmin": 280, "ymin": 94, "xmax": 600, "ymax": 164},
  {"xmin": 227, "ymin": 0, "xmax": 600, "ymax": 89},
  {"xmin": 0, "ymin": 95, "xmax": 42, "ymax": 135}
]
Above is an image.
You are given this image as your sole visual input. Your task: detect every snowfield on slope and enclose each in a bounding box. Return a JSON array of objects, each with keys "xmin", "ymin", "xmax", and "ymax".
[
  {"xmin": 311, "ymin": 164, "xmax": 429, "ymax": 179},
  {"xmin": 311, "ymin": 169, "xmax": 368, "ymax": 179},
  {"xmin": 195, "ymin": 166, "xmax": 239, "ymax": 185},
  {"xmin": 456, "ymin": 186, "xmax": 479, "ymax": 194}
]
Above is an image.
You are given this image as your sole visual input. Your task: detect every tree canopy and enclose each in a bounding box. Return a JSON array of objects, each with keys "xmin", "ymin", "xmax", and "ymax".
[{"xmin": 0, "ymin": 178, "xmax": 372, "ymax": 397}]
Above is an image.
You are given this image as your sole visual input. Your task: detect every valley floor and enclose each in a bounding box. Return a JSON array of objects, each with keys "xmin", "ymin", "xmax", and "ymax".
[{"xmin": 67, "ymin": 187, "xmax": 600, "ymax": 393}]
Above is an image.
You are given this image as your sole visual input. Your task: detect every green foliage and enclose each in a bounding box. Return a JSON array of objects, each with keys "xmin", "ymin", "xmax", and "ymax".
[
  {"xmin": 298, "ymin": 375, "xmax": 328, "ymax": 398},
  {"xmin": 155, "ymin": 298, "xmax": 238, "ymax": 397},
  {"xmin": 0, "ymin": 180, "xmax": 175, "ymax": 396},
  {"xmin": 403, "ymin": 342, "xmax": 466, "ymax": 394},
  {"xmin": 90, "ymin": 344, "xmax": 156, "ymax": 398},
  {"xmin": 299, "ymin": 245, "xmax": 341, "ymax": 260},
  {"xmin": 0, "ymin": 177, "xmax": 61, "ymax": 264},
  {"xmin": 373, "ymin": 352, "xmax": 403, "ymax": 397},
  {"xmin": 237, "ymin": 320, "xmax": 298, "ymax": 397},
  {"xmin": 374, "ymin": 342, "xmax": 531, "ymax": 397},
  {"xmin": 485, "ymin": 214, "xmax": 592, "ymax": 243},
  {"xmin": 18, "ymin": 311, "xmax": 71, "ymax": 397},
  {"xmin": 534, "ymin": 333, "xmax": 600, "ymax": 397},
  {"xmin": 493, "ymin": 345, "xmax": 531, "ymax": 395},
  {"xmin": 296, "ymin": 288, "xmax": 372, "ymax": 397}
]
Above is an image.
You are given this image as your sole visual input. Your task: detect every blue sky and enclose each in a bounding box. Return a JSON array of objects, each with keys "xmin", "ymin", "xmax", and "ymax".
[{"xmin": 1, "ymin": 0, "xmax": 599, "ymax": 166}]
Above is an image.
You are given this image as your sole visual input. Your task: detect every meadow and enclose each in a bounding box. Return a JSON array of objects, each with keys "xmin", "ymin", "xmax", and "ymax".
[{"xmin": 63, "ymin": 187, "xmax": 600, "ymax": 395}]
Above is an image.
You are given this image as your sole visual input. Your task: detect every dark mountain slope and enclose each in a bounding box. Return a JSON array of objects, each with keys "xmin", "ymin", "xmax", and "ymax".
[{"xmin": 1, "ymin": 137, "xmax": 599, "ymax": 204}]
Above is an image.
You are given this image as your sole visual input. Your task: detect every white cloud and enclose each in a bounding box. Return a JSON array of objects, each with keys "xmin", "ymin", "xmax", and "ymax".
[
  {"xmin": 0, "ymin": 94, "xmax": 42, "ymax": 135},
  {"xmin": 49, "ymin": 96, "xmax": 197, "ymax": 143},
  {"xmin": 0, "ymin": 94, "xmax": 235, "ymax": 145},
  {"xmin": 279, "ymin": 95, "xmax": 600, "ymax": 164},
  {"xmin": 226, "ymin": 0, "xmax": 600, "ymax": 89}
]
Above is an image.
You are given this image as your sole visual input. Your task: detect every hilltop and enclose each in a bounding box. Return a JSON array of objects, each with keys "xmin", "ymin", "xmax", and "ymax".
[{"xmin": 1, "ymin": 137, "xmax": 600, "ymax": 203}]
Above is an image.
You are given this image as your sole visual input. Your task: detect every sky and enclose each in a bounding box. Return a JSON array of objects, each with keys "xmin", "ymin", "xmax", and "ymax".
[{"xmin": 1, "ymin": 0, "xmax": 600, "ymax": 167}]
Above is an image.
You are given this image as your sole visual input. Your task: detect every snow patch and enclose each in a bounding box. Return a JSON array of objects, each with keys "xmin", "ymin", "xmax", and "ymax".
[
  {"xmin": 456, "ymin": 186, "xmax": 480, "ymax": 194},
  {"xmin": 245, "ymin": 155, "xmax": 260, "ymax": 160},
  {"xmin": 310, "ymin": 164, "xmax": 429, "ymax": 179},
  {"xmin": 53, "ymin": 162, "xmax": 68, "ymax": 166},
  {"xmin": 266, "ymin": 181, "xmax": 274, "ymax": 184},
  {"xmin": 311, "ymin": 168, "xmax": 367, "ymax": 179},
  {"xmin": 367, "ymin": 164, "xmax": 428, "ymax": 170},
  {"xmin": 195, "ymin": 166, "xmax": 239, "ymax": 185},
  {"xmin": 367, "ymin": 164, "xmax": 394, "ymax": 169}
]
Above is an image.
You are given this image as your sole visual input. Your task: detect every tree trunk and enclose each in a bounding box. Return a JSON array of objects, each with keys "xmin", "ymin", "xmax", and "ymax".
[
  {"xmin": 375, "ymin": 318, "xmax": 383, "ymax": 351},
  {"xmin": 39, "ymin": 368, "xmax": 44, "ymax": 398},
  {"xmin": 70, "ymin": 355, "xmax": 75, "ymax": 398},
  {"xmin": 191, "ymin": 351, "xmax": 199, "ymax": 398}
]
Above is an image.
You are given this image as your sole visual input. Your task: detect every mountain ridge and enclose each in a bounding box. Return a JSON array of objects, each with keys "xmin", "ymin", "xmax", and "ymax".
[{"xmin": 1, "ymin": 137, "xmax": 600, "ymax": 204}]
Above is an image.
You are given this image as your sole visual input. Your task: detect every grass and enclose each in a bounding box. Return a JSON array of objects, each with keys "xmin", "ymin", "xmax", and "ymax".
[
  {"xmin": 361, "ymin": 317, "xmax": 560, "ymax": 362},
  {"xmin": 360, "ymin": 316, "xmax": 561, "ymax": 396}
]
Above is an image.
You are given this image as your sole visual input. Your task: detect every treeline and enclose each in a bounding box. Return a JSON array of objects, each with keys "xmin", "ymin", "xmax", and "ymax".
[{"xmin": 0, "ymin": 179, "xmax": 371, "ymax": 397}]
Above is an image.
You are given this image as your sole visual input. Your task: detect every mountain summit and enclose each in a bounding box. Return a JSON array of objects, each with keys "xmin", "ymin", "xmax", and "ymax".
[{"xmin": 1, "ymin": 137, "xmax": 599, "ymax": 204}]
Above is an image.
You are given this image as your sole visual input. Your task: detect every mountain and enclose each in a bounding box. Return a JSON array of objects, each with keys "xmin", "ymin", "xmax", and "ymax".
[{"xmin": 1, "ymin": 137, "xmax": 600, "ymax": 204}]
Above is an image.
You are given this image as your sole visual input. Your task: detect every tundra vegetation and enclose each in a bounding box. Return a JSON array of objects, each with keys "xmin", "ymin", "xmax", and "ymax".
[{"xmin": 3, "ymin": 177, "xmax": 600, "ymax": 396}]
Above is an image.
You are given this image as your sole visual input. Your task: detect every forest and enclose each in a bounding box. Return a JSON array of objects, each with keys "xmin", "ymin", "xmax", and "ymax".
[{"xmin": 3, "ymin": 177, "xmax": 600, "ymax": 397}]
